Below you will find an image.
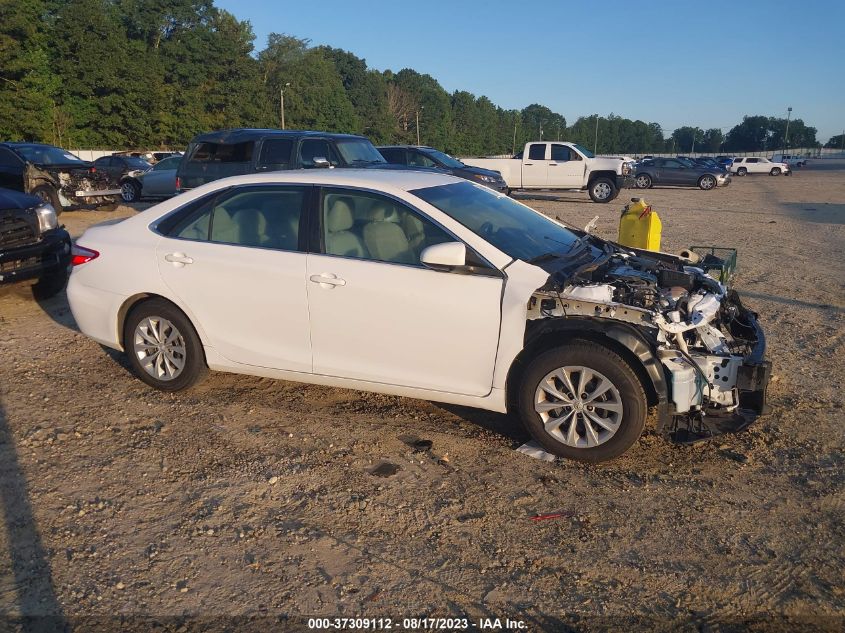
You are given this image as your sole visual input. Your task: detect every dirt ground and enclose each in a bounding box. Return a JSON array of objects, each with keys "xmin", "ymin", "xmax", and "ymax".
[{"xmin": 1, "ymin": 163, "xmax": 843, "ymax": 632}]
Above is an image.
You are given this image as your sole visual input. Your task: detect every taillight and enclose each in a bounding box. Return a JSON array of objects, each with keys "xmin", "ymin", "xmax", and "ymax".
[
  {"xmin": 175, "ymin": 176, "xmax": 181, "ymax": 190},
  {"xmin": 89, "ymin": 167, "xmax": 96, "ymax": 173},
  {"xmin": 71, "ymin": 244, "xmax": 99, "ymax": 266}
]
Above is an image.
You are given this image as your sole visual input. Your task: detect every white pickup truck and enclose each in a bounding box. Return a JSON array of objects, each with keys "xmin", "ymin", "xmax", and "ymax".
[{"xmin": 462, "ymin": 142, "xmax": 634, "ymax": 202}]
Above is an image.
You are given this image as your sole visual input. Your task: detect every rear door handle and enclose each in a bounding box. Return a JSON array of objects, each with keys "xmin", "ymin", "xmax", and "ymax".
[
  {"xmin": 309, "ymin": 273, "xmax": 346, "ymax": 287},
  {"xmin": 164, "ymin": 252, "xmax": 194, "ymax": 266}
]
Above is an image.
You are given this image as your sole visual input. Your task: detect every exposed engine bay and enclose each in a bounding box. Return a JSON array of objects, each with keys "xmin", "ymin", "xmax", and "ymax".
[
  {"xmin": 24, "ymin": 163, "xmax": 120, "ymax": 208},
  {"xmin": 526, "ymin": 234, "xmax": 771, "ymax": 442}
]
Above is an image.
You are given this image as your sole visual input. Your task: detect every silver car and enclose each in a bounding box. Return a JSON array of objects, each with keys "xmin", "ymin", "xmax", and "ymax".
[
  {"xmin": 137, "ymin": 156, "xmax": 181, "ymax": 200},
  {"xmin": 633, "ymin": 157, "xmax": 730, "ymax": 190}
]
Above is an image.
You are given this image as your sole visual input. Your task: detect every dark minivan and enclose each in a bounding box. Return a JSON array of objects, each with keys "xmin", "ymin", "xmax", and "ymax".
[
  {"xmin": 176, "ymin": 129, "xmax": 390, "ymax": 192},
  {"xmin": 377, "ymin": 145, "xmax": 507, "ymax": 193}
]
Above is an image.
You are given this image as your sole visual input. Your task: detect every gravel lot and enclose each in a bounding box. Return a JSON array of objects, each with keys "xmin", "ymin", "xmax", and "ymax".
[{"xmin": 1, "ymin": 163, "xmax": 843, "ymax": 631}]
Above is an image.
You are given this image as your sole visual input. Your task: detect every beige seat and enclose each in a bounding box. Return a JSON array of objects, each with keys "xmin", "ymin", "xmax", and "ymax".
[
  {"xmin": 402, "ymin": 213, "xmax": 426, "ymax": 255},
  {"xmin": 211, "ymin": 207, "xmax": 240, "ymax": 244},
  {"xmin": 230, "ymin": 208, "xmax": 268, "ymax": 247},
  {"xmin": 363, "ymin": 202, "xmax": 415, "ymax": 264},
  {"xmin": 325, "ymin": 198, "xmax": 366, "ymax": 258}
]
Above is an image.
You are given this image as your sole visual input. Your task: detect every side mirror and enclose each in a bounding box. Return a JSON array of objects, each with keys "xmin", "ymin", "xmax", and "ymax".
[
  {"xmin": 420, "ymin": 242, "xmax": 466, "ymax": 271},
  {"xmin": 313, "ymin": 157, "xmax": 332, "ymax": 168}
]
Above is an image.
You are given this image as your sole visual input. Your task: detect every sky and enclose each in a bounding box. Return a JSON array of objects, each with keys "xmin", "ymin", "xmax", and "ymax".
[{"xmin": 215, "ymin": 0, "xmax": 845, "ymax": 143}]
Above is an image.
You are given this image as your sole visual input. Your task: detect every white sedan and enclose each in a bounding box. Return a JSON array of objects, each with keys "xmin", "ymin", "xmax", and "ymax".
[{"xmin": 67, "ymin": 170, "xmax": 771, "ymax": 462}]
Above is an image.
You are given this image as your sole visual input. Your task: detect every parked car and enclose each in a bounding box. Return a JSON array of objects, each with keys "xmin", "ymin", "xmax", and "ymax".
[
  {"xmin": 633, "ymin": 158, "xmax": 730, "ymax": 190},
  {"xmin": 67, "ymin": 170, "xmax": 770, "ymax": 463},
  {"xmin": 0, "ymin": 142, "xmax": 121, "ymax": 213},
  {"xmin": 715, "ymin": 156, "xmax": 734, "ymax": 169},
  {"xmin": 0, "ymin": 187, "xmax": 71, "ymax": 298},
  {"xmin": 377, "ymin": 145, "xmax": 507, "ymax": 193},
  {"xmin": 462, "ymin": 142, "xmax": 634, "ymax": 203},
  {"xmin": 135, "ymin": 155, "xmax": 181, "ymax": 200},
  {"xmin": 771, "ymin": 154, "xmax": 807, "ymax": 168},
  {"xmin": 176, "ymin": 129, "xmax": 392, "ymax": 192},
  {"xmin": 92, "ymin": 154, "xmax": 153, "ymax": 202},
  {"xmin": 730, "ymin": 157, "xmax": 790, "ymax": 176},
  {"xmin": 687, "ymin": 157, "xmax": 728, "ymax": 172}
]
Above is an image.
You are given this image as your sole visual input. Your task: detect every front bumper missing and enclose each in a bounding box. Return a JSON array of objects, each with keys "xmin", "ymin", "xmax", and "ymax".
[
  {"xmin": 74, "ymin": 188, "xmax": 122, "ymax": 198},
  {"xmin": 664, "ymin": 309, "xmax": 772, "ymax": 444}
]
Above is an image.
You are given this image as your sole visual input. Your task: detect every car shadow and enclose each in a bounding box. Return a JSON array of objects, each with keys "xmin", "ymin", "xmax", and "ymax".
[
  {"xmin": 32, "ymin": 289, "xmax": 79, "ymax": 333},
  {"xmin": 778, "ymin": 202, "xmax": 845, "ymax": 225},
  {"xmin": 0, "ymin": 397, "xmax": 66, "ymax": 630},
  {"xmin": 740, "ymin": 290, "xmax": 844, "ymax": 313},
  {"xmin": 433, "ymin": 403, "xmax": 531, "ymax": 447},
  {"xmin": 512, "ymin": 192, "xmax": 595, "ymax": 204}
]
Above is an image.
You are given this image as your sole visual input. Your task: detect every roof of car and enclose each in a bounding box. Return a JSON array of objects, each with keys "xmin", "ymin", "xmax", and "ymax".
[
  {"xmin": 189, "ymin": 128, "xmax": 368, "ymax": 144},
  {"xmin": 376, "ymin": 145, "xmax": 436, "ymax": 150},
  {"xmin": 190, "ymin": 168, "xmax": 464, "ymax": 194}
]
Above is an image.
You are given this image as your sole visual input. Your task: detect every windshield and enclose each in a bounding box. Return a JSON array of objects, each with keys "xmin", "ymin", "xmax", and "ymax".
[
  {"xmin": 573, "ymin": 144, "xmax": 595, "ymax": 159},
  {"xmin": 411, "ymin": 181, "xmax": 582, "ymax": 261},
  {"xmin": 125, "ymin": 157, "xmax": 153, "ymax": 170},
  {"xmin": 13, "ymin": 144, "xmax": 86, "ymax": 165},
  {"xmin": 422, "ymin": 148, "xmax": 464, "ymax": 169},
  {"xmin": 335, "ymin": 139, "xmax": 386, "ymax": 164}
]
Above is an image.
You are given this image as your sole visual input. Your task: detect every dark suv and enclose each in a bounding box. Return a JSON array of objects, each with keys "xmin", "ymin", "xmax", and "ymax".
[
  {"xmin": 176, "ymin": 129, "xmax": 392, "ymax": 192},
  {"xmin": 377, "ymin": 145, "xmax": 507, "ymax": 193},
  {"xmin": 0, "ymin": 187, "xmax": 71, "ymax": 299}
]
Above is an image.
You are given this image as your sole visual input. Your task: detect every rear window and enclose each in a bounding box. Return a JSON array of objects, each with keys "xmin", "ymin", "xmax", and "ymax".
[{"xmin": 190, "ymin": 141, "xmax": 254, "ymax": 163}]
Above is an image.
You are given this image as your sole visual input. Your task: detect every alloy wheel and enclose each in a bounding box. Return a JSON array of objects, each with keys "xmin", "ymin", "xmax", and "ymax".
[
  {"xmin": 700, "ymin": 175, "xmax": 715, "ymax": 189},
  {"xmin": 635, "ymin": 175, "xmax": 651, "ymax": 188},
  {"xmin": 133, "ymin": 316, "xmax": 186, "ymax": 381},
  {"xmin": 593, "ymin": 182, "xmax": 612, "ymax": 200},
  {"xmin": 121, "ymin": 182, "xmax": 137, "ymax": 202},
  {"xmin": 534, "ymin": 366, "xmax": 623, "ymax": 448}
]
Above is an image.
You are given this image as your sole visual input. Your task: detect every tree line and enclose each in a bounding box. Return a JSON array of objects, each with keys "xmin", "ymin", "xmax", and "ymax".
[{"xmin": 0, "ymin": 0, "xmax": 823, "ymax": 155}]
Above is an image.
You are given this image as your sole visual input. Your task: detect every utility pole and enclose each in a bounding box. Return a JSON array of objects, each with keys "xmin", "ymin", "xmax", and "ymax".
[
  {"xmin": 539, "ymin": 123, "xmax": 543, "ymax": 141},
  {"xmin": 415, "ymin": 106, "xmax": 423, "ymax": 145},
  {"xmin": 783, "ymin": 106, "xmax": 792, "ymax": 154},
  {"xmin": 691, "ymin": 131, "xmax": 696, "ymax": 156},
  {"xmin": 593, "ymin": 115, "xmax": 599, "ymax": 154},
  {"xmin": 512, "ymin": 116, "xmax": 518, "ymax": 155},
  {"xmin": 280, "ymin": 82, "xmax": 290, "ymax": 129}
]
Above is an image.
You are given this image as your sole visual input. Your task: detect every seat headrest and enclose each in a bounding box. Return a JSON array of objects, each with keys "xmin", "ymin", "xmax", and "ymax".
[
  {"xmin": 327, "ymin": 199, "xmax": 354, "ymax": 232},
  {"xmin": 402, "ymin": 213, "xmax": 424, "ymax": 237},
  {"xmin": 367, "ymin": 201, "xmax": 390, "ymax": 222}
]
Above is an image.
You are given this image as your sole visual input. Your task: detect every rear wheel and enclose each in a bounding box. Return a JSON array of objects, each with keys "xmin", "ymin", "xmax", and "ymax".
[
  {"xmin": 770, "ymin": 167, "xmax": 781, "ymax": 176},
  {"xmin": 736, "ymin": 167, "xmax": 748, "ymax": 176},
  {"xmin": 698, "ymin": 174, "xmax": 716, "ymax": 190},
  {"xmin": 588, "ymin": 177, "xmax": 617, "ymax": 203},
  {"xmin": 517, "ymin": 341, "xmax": 647, "ymax": 462},
  {"xmin": 635, "ymin": 173, "xmax": 652, "ymax": 189},
  {"xmin": 30, "ymin": 184, "xmax": 63, "ymax": 216},
  {"xmin": 123, "ymin": 299, "xmax": 206, "ymax": 392}
]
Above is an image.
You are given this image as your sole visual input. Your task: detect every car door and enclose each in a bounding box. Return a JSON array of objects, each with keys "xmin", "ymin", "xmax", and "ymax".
[
  {"xmin": 0, "ymin": 147, "xmax": 24, "ymax": 191},
  {"xmin": 155, "ymin": 184, "xmax": 313, "ymax": 372},
  {"xmin": 142, "ymin": 157, "xmax": 178, "ymax": 197},
  {"xmin": 298, "ymin": 138, "xmax": 342, "ymax": 168},
  {"xmin": 745, "ymin": 158, "xmax": 761, "ymax": 173},
  {"xmin": 522, "ymin": 143, "xmax": 548, "ymax": 187},
  {"xmin": 659, "ymin": 159, "xmax": 686, "ymax": 185},
  {"xmin": 305, "ymin": 187, "xmax": 505, "ymax": 396},
  {"xmin": 547, "ymin": 144, "xmax": 585, "ymax": 188}
]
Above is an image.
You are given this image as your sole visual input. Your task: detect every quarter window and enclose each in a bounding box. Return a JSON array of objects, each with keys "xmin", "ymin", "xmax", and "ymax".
[
  {"xmin": 321, "ymin": 189, "xmax": 452, "ymax": 265},
  {"xmin": 747, "ymin": 158, "xmax": 759, "ymax": 163}
]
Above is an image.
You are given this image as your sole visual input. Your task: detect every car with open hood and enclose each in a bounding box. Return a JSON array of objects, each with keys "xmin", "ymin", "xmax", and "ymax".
[{"xmin": 67, "ymin": 170, "xmax": 771, "ymax": 463}]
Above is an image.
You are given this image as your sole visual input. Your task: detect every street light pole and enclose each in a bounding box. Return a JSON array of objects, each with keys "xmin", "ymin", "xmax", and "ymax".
[
  {"xmin": 280, "ymin": 82, "xmax": 290, "ymax": 129},
  {"xmin": 593, "ymin": 115, "xmax": 599, "ymax": 154},
  {"xmin": 783, "ymin": 106, "xmax": 792, "ymax": 154}
]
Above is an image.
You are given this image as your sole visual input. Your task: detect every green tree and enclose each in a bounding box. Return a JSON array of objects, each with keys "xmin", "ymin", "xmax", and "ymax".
[
  {"xmin": 671, "ymin": 126, "xmax": 705, "ymax": 154},
  {"xmin": 390, "ymin": 69, "xmax": 452, "ymax": 149},
  {"xmin": 824, "ymin": 133, "xmax": 845, "ymax": 149}
]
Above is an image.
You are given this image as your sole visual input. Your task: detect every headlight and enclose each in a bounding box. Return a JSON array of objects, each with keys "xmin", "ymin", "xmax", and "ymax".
[
  {"xmin": 474, "ymin": 174, "xmax": 497, "ymax": 183},
  {"xmin": 622, "ymin": 162, "xmax": 633, "ymax": 175},
  {"xmin": 35, "ymin": 203, "xmax": 58, "ymax": 232}
]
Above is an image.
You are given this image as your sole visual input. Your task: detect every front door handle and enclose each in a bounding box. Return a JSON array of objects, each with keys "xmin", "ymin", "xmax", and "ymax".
[
  {"xmin": 164, "ymin": 252, "xmax": 193, "ymax": 267},
  {"xmin": 309, "ymin": 273, "xmax": 346, "ymax": 288}
]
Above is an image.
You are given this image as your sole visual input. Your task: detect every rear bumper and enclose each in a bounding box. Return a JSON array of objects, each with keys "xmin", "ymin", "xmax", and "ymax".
[{"xmin": 0, "ymin": 229, "xmax": 71, "ymax": 285}]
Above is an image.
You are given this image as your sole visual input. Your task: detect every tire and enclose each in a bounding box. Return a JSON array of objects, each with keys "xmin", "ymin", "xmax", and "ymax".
[
  {"xmin": 588, "ymin": 177, "xmax": 617, "ymax": 203},
  {"xmin": 770, "ymin": 167, "xmax": 781, "ymax": 176},
  {"xmin": 123, "ymin": 298, "xmax": 207, "ymax": 392},
  {"xmin": 517, "ymin": 341, "xmax": 647, "ymax": 463},
  {"xmin": 505, "ymin": 188, "xmax": 513, "ymax": 197},
  {"xmin": 736, "ymin": 167, "xmax": 747, "ymax": 176},
  {"xmin": 120, "ymin": 180, "xmax": 141, "ymax": 202},
  {"xmin": 698, "ymin": 174, "xmax": 716, "ymax": 190},
  {"xmin": 635, "ymin": 173, "xmax": 652, "ymax": 189},
  {"xmin": 30, "ymin": 184, "xmax": 63, "ymax": 216},
  {"xmin": 31, "ymin": 266, "xmax": 69, "ymax": 300}
]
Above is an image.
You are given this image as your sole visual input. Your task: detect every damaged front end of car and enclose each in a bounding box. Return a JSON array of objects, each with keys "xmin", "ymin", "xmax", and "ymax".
[
  {"xmin": 525, "ymin": 236, "xmax": 772, "ymax": 444},
  {"xmin": 24, "ymin": 163, "xmax": 120, "ymax": 208}
]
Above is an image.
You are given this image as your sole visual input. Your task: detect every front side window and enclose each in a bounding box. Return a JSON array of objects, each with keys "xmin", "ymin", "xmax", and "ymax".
[
  {"xmin": 663, "ymin": 159, "xmax": 683, "ymax": 168},
  {"xmin": 321, "ymin": 188, "xmax": 452, "ymax": 265},
  {"xmin": 166, "ymin": 186, "xmax": 307, "ymax": 251},
  {"xmin": 421, "ymin": 149, "xmax": 464, "ymax": 169},
  {"xmin": 528, "ymin": 144, "xmax": 546, "ymax": 161},
  {"xmin": 299, "ymin": 139, "xmax": 341, "ymax": 168},
  {"xmin": 407, "ymin": 151, "xmax": 437, "ymax": 168}
]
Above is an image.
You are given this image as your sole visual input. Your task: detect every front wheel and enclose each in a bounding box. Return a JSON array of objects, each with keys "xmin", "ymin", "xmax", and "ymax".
[
  {"xmin": 517, "ymin": 341, "xmax": 647, "ymax": 463},
  {"xmin": 770, "ymin": 167, "xmax": 781, "ymax": 176},
  {"xmin": 120, "ymin": 180, "xmax": 141, "ymax": 202},
  {"xmin": 588, "ymin": 177, "xmax": 617, "ymax": 203},
  {"xmin": 123, "ymin": 299, "xmax": 207, "ymax": 392},
  {"xmin": 698, "ymin": 174, "xmax": 716, "ymax": 190},
  {"xmin": 635, "ymin": 174, "xmax": 652, "ymax": 189},
  {"xmin": 30, "ymin": 184, "xmax": 63, "ymax": 216},
  {"xmin": 31, "ymin": 266, "xmax": 69, "ymax": 300},
  {"xmin": 736, "ymin": 167, "xmax": 748, "ymax": 176}
]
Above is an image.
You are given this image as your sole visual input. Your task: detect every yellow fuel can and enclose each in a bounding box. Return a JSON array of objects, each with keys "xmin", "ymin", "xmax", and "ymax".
[{"xmin": 618, "ymin": 198, "xmax": 662, "ymax": 251}]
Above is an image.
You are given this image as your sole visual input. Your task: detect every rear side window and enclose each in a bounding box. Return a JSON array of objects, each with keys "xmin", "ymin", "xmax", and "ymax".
[
  {"xmin": 747, "ymin": 158, "xmax": 758, "ymax": 163},
  {"xmin": 379, "ymin": 148, "xmax": 406, "ymax": 164},
  {"xmin": 164, "ymin": 186, "xmax": 308, "ymax": 252},
  {"xmin": 550, "ymin": 145, "xmax": 571, "ymax": 161},
  {"xmin": 257, "ymin": 139, "xmax": 293, "ymax": 171},
  {"xmin": 528, "ymin": 144, "xmax": 546, "ymax": 160},
  {"xmin": 733, "ymin": 158, "xmax": 743, "ymax": 163},
  {"xmin": 190, "ymin": 142, "xmax": 254, "ymax": 163}
]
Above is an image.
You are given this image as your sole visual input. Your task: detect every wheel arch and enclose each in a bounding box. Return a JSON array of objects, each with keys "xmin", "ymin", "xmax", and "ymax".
[
  {"xmin": 117, "ymin": 292, "xmax": 208, "ymax": 356},
  {"xmin": 505, "ymin": 318, "xmax": 667, "ymax": 417},
  {"xmin": 587, "ymin": 169, "xmax": 617, "ymax": 185}
]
